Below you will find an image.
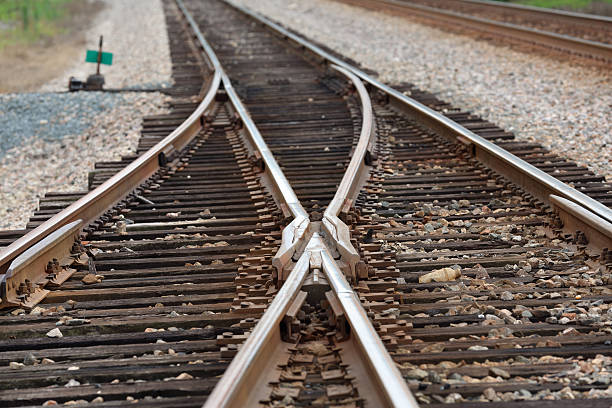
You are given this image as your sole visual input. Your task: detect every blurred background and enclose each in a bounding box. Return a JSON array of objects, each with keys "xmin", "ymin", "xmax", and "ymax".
[{"xmin": 0, "ymin": 0, "xmax": 103, "ymax": 92}]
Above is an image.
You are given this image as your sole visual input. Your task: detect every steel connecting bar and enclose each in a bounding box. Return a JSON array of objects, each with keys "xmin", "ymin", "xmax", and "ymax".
[
  {"xmin": 225, "ymin": 0, "xmax": 612, "ymax": 230},
  {"xmin": 334, "ymin": 0, "xmax": 612, "ymax": 61},
  {"xmin": 1, "ymin": 220, "xmax": 83, "ymax": 308}
]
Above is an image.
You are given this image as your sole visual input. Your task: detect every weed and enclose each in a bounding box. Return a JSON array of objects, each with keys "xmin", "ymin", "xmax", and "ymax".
[{"xmin": 0, "ymin": 0, "xmax": 74, "ymax": 50}]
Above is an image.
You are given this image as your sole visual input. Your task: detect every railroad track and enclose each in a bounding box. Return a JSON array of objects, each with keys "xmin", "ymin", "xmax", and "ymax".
[
  {"xmin": 401, "ymin": 0, "xmax": 612, "ymax": 43},
  {"xmin": 333, "ymin": 0, "xmax": 612, "ymax": 62},
  {"xmin": 0, "ymin": 0, "xmax": 611, "ymax": 406}
]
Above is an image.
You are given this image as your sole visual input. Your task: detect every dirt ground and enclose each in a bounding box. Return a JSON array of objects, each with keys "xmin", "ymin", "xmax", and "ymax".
[{"xmin": 0, "ymin": 1, "xmax": 105, "ymax": 93}]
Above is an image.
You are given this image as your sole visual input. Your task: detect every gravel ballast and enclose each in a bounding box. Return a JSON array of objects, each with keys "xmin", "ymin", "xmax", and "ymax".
[
  {"xmin": 0, "ymin": 92, "xmax": 169, "ymax": 230},
  {"xmin": 232, "ymin": 0, "xmax": 611, "ymax": 181},
  {"xmin": 0, "ymin": 0, "xmax": 172, "ymax": 230},
  {"xmin": 0, "ymin": 92, "xmax": 123, "ymax": 158}
]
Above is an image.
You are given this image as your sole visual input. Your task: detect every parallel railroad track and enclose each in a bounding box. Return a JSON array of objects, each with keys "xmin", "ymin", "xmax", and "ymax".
[
  {"xmin": 0, "ymin": 0, "xmax": 611, "ymax": 406},
  {"xmin": 399, "ymin": 0, "xmax": 612, "ymax": 44},
  {"xmin": 332, "ymin": 0, "xmax": 612, "ymax": 62}
]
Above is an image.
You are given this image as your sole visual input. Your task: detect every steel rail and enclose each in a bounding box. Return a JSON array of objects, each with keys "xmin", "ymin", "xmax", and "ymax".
[
  {"xmin": 324, "ymin": 65, "xmax": 374, "ymax": 219},
  {"xmin": 0, "ymin": 70, "xmax": 222, "ymax": 307},
  {"xmin": 226, "ymin": 71, "xmax": 311, "ymax": 277},
  {"xmin": 224, "ymin": 0, "xmax": 612, "ymax": 232},
  {"xmin": 550, "ymin": 195, "xmax": 612, "ymax": 253},
  {"xmin": 175, "ymin": 0, "xmax": 222, "ymax": 71},
  {"xmin": 175, "ymin": 0, "xmax": 310, "ymax": 279},
  {"xmin": 204, "ymin": 242, "xmax": 313, "ymax": 408},
  {"xmin": 0, "ymin": 71, "xmax": 220, "ymax": 274},
  {"xmin": 458, "ymin": 0, "xmax": 612, "ymax": 28},
  {"xmin": 322, "ymin": 64, "xmax": 375, "ymax": 279},
  {"xmin": 319, "ymin": 246, "xmax": 419, "ymax": 408},
  {"xmin": 333, "ymin": 0, "xmax": 612, "ymax": 61},
  {"xmin": 205, "ymin": 232, "xmax": 419, "ymax": 408},
  {"xmin": 175, "ymin": 2, "xmax": 418, "ymax": 405},
  {"xmin": 313, "ymin": 69, "xmax": 415, "ymax": 407}
]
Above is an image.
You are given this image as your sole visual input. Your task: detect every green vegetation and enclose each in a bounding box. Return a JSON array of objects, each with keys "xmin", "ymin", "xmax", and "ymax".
[
  {"xmin": 0, "ymin": 0, "xmax": 73, "ymax": 49},
  {"xmin": 496, "ymin": 0, "xmax": 612, "ymax": 11},
  {"xmin": 516, "ymin": 0, "xmax": 611, "ymax": 8}
]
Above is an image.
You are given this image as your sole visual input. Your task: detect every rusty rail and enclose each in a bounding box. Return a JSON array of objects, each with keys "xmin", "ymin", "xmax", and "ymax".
[
  {"xmin": 175, "ymin": 0, "xmax": 310, "ymax": 281},
  {"xmin": 0, "ymin": 69, "xmax": 222, "ymax": 308},
  {"xmin": 322, "ymin": 64, "xmax": 375, "ymax": 280},
  {"xmin": 174, "ymin": 2, "xmax": 418, "ymax": 405},
  {"xmin": 333, "ymin": 0, "xmax": 612, "ymax": 61},
  {"xmin": 205, "ymin": 230, "xmax": 420, "ymax": 408},
  {"xmin": 225, "ymin": 0, "xmax": 612, "ymax": 251},
  {"xmin": 550, "ymin": 194, "xmax": 612, "ymax": 254},
  {"xmin": 458, "ymin": 0, "xmax": 612, "ymax": 29}
]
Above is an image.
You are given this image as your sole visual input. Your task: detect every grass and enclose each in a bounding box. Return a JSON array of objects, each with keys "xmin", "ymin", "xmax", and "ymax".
[
  {"xmin": 496, "ymin": 0, "xmax": 612, "ymax": 11},
  {"xmin": 0, "ymin": 0, "xmax": 74, "ymax": 50}
]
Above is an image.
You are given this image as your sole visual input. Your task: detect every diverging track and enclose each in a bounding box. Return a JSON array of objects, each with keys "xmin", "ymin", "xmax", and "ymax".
[{"xmin": 0, "ymin": 0, "xmax": 611, "ymax": 407}]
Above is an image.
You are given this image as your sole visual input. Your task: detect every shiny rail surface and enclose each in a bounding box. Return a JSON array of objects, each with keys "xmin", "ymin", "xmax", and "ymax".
[
  {"xmin": 175, "ymin": 1, "xmax": 418, "ymax": 405},
  {"xmin": 318, "ymin": 244, "xmax": 419, "ymax": 407},
  {"xmin": 175, "ymin": 0, "xmax": 312, "ymax": 278},
  {"xmin": 225, "ymin": 0, "xmax": 612, "ymax": 250},
  {"xmin": 204, "ymin": 239, "xmax": 313, "ymax": 408},
  {"xmin": 1, "ymin": 0, "xmax": 611, "ymax": 406},
  {"xmin": 322, "ymin": 64, "xmax": 375, "ymax": 280},
  {"xmin": 0, "ymin": 71, "xmax": 222, "ymax": 308},
  {"xmin": 333, "ymin": 0, "xmax": 612, "ymax": 61}
]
